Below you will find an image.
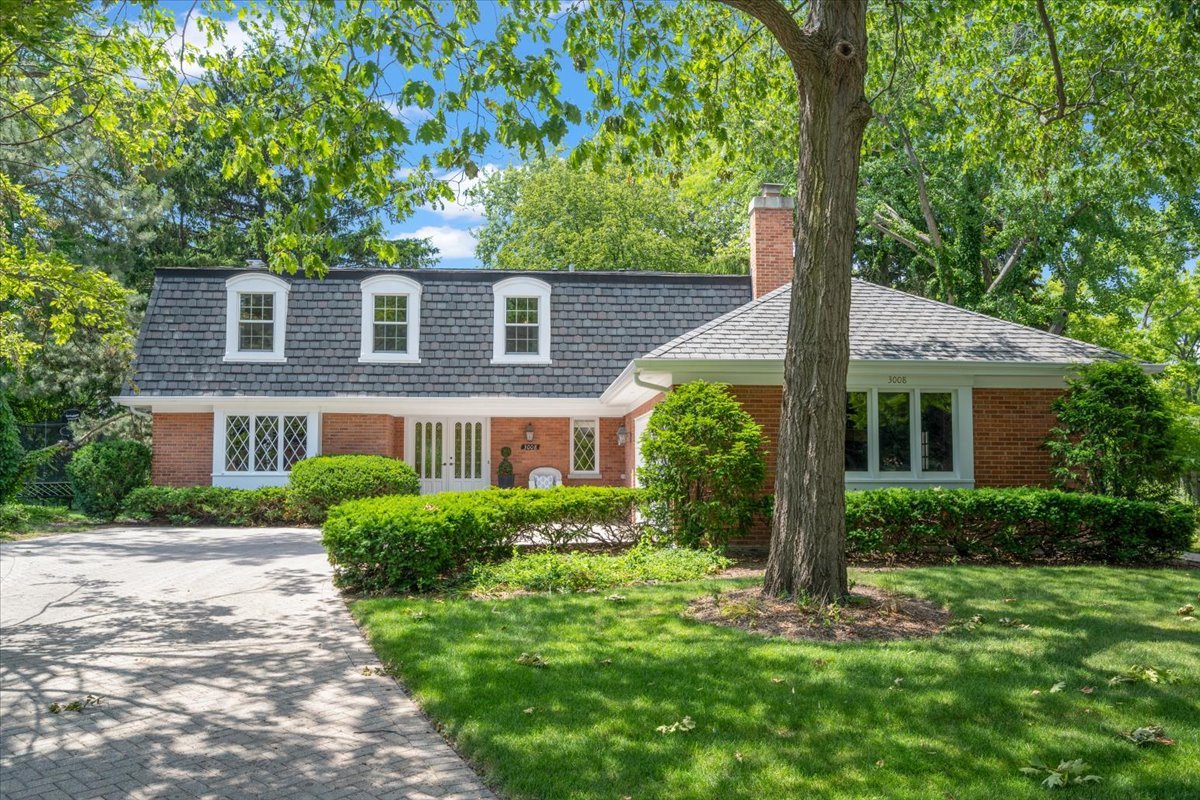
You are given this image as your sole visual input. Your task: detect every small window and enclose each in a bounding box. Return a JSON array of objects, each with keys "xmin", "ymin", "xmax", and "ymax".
[
  {"xmin": 224, "ymin": 274, "xmax": 288, "ymax": 362},
  {"xmin": 878, "ymin": 392, "xmax": 912, "ymax": 472},
  {"xmin": 505, "ymin": 297, "xmax": 540, "ymax": 354},
  {"xmin": 223, "ymin": 413, "xmax": 310, "ymax": 473},
  {"xmin": 920, "ymin": 392, "xmax": 954, "ymax": 472},
  {"xmin": 360, "ymin": 275, "xmax": 421, "ymax": 362},
  {"xmin": 571, "ymin": 418, "xmax": 598, "ymax": 475},
  {"xmin": 492, "ymin": 277, "xmax": 551, "ymax": 364},
  {"xmin": 238, "ymin": 293, "xmax": 275, "ymax": 352},
  {"xmin": 845, "ymin": 392, "xmax": 869, "ymax": 472}
]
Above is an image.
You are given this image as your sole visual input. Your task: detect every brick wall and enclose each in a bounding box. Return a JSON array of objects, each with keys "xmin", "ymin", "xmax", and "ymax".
[
  {"xmin": 151, "ymin": 413, "xmax": 214, "ymax": 487},
  {"xmin": 491, "ymin": 417, "xmax": 628, "ymax": 488},
  {"xmin": 972, "ymin": 388, "xmax": 1062, "ymax": 487},
  {"xmin": 729, "ymin": 385, "xmax": 784, "ymax": 547},
  {"xmin": 321, "ymin": 413, "xmax": 401, "ymax": 458},
  {"xmin": 749, "ymin": 193, "xmax": 795, "ymax": 298}
]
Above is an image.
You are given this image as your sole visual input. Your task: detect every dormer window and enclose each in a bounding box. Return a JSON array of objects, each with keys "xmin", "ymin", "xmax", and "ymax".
[
  {"xmin": 360, "ymin": 275, "xmax": 422, "ymax": 363},
  {"xmin": 492, "ymin": 277, "xmax": 551, "ymax": 365},
  {"xmin": 224, "ymin": 274, "xmax": 289, "ymax": 362}
]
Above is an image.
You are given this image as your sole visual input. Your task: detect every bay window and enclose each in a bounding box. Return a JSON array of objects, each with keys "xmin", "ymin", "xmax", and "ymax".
[{"xmin": 844, "ymin": 386, "xmax": 968, "ymax": 484}]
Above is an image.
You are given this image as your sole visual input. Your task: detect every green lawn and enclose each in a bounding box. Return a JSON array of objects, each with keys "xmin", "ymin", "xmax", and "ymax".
[{"xmin": 353, "ymin": 566, "xmax": 1200, "ymax": 800}]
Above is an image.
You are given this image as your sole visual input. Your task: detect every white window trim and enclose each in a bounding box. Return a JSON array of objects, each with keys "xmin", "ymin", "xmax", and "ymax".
[
  {"xmin": 224, "ymin": 273, "xmax": 289, "ymax": 363},
  {"xmin": 569, "ymin": 416, "xmax": 601, "ymax": 478},
  {"xmin": 844, "ymin": 385, "xmax": 974, "ymax": 489},
  {"xmin": 492, "ymin": 276, "xmax": 552, "ymax": 365},
  {"xmin": 212, "ymin": 410, "xmax": 318, "ymax": 489},
  {"xmin": 359, "ymin": 274, "xmax": 422, "ymax": 363}
]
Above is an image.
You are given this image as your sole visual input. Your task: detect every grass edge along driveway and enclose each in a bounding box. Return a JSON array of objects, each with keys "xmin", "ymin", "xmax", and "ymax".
[{"xmin": 352, "ymin": 566, "xmax": 1200, "ymax": 800}]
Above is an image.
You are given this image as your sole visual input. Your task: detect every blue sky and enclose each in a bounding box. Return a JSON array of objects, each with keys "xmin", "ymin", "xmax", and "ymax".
[{"xmin": 152, "ymin": 0, "xmax": 599, "ymax": 269}]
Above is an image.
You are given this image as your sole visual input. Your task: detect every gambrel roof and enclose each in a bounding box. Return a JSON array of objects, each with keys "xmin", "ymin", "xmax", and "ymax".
[
  {"xmin": 129, "ymin": 268, "xmax": 750, "ymax": 398},
  {"xmin": 643, "ymin": 280, "xmax": 1127, "ymax": 364}
]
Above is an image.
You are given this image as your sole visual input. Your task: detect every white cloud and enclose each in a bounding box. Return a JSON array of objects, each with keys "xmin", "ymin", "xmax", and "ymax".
[
  {"xmin": 383, "ymin": 100, "xmax": 434, "ymax": 123},
  {"xmin": 397, "ymin": 225, "xmax": 478, "ymax": 260},
  {"xmin": 421, "ymin": 164, "xmax": 500, "ymax": 223},
  {"xmin": 164, "ymin": 12, "xmax": 286, "ymax": 75}
]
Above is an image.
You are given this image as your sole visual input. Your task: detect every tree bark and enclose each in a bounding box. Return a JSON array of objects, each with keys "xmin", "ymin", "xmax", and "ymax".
[{"xmin": 724, "ymin": 0, "xmax": 871, "ymax": 603}]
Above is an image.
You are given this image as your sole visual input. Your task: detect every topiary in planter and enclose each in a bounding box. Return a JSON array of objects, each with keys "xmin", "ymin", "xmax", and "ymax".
[
  {"xmin": 288, "ymin": 454, "xmax": 419, "ymax": 520},
  {"xmin": 497, "ymin": 446, "xmax": 515, "ymax": 489}
]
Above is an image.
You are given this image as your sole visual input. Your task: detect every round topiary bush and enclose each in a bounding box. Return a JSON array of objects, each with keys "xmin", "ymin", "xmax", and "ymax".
[
  {"xmin": 66, "ymin": 438, "xmax": 151, "ymax": 518},
  {"xmin": 288, "ymin": 454, "xmax": 419, "ymax": 520}
]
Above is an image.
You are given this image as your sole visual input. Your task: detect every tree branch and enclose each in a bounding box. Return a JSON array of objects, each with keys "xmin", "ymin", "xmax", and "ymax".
[
  {"xmin": 986, "ymin": 236, "xmax": 1031, "ymax": 294},
  {"xmin": 719, "ymin": 0, "xmax": 819, "ymax": 77},
  {"xmin": 1035, "ymin": 0, "xmax": 1068, "ymax": 117}
]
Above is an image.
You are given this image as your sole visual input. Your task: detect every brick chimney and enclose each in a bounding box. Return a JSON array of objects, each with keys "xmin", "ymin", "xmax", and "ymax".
[{"xmin": 749, "ymin": 183, "xmax": 795, "ymax": 298}]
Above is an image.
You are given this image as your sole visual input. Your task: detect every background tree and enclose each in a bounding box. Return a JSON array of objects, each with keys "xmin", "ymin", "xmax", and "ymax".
[{"xmin": 472, "ymin": 157, "xmax": 747, "ymax": 273}]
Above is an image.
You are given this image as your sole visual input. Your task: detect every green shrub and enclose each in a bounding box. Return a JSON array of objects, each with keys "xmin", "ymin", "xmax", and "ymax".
[
  {"xmin": 288, "ymin": 455, "xmax": 419, "ymax": 519},
  {"xmin": 1047, "ymin": 361, "xmax": 1179, "ymax": 500},
  {"xmin": 122, "ymin": 485, "xmax": 306, "ymax": 525},
  {"xmin": 638, "ymin": 381, "xmax": 766, "ymax": 548},
  {"xmin": 0, "ymin": 503, "xmax": 30, "ymax": 532},
  {"xmin": 66, "ymin": 439, "xmax": 151, "ymax": 518},
  {"xmin": 468, "ymin": 542, "xmax": 730, "ymax": 594},
  {"xmin": 843, "ymin": 488, "xmax": 1194, "ymax": 564},
  {"xmin": 322, "ymin": 486, "xmax": 646, "ymax": 593},
  {"xmin": 0, "ymin": 396, "xmax": 23, "ymax": 502}
]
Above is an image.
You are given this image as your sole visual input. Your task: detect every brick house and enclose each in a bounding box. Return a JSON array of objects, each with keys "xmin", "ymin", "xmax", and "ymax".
[{"xmin": 117, "ymin": 184, "xmax": 1129, "ymax": 501}]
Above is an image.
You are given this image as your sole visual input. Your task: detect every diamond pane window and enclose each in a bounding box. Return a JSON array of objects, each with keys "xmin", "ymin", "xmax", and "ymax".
[
  {"xmin": 372, "ymin": 295, "xmax": 408, "ymax": 353},
  {"xmin": 282, "ymin": 416, "xmax": 308, "ymax": 469},
  {"xmin": 225, "ymin": 415, "xmax": 251, "ymax": 472},
  {"xmin": 504, "ymin": 296, "xmax": 540, "ymax": 354},
  {"xmin": 572, "ymin": 420, "xmax": 597, "ymax": 473},
  {"xmin": 254, "ymin": 415, "xmax": 279, "ymax": 471},
  {"xmin": 238, "ymin": 293, "xmax": 275, "ymax": 351}
]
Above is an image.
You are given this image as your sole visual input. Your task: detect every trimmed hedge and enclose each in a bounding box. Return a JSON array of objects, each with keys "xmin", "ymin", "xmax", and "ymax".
[
  {"xmin": 122, "ymin": 486, "xmax": 307, "ymax": 526},
  {"xmin": 322, "ymin": 486, "xmax": 645, "ymax": 592},
  {"xmin": 288, "ymin": 455, "xmax": 419, "ymax": 519},
  {"xmin": 67, "ymin": 439, "xmax": 151, "ymax": 518},
  {"xmin": 844, "ymin": 488, "xmax": 1195, "ymax": 564}
]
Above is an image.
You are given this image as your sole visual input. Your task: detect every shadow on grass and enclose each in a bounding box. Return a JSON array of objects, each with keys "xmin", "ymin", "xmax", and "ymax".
[{"xmin": 354, "ymin": 566, "xmax": 1200, "ymax": 800}]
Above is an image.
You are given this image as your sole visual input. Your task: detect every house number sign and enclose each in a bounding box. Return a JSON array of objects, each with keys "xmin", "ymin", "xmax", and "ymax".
[
  {"xmin": 887, "ymin": 375, "xmax": 908, "ymax": 384},
  {"xmin": 520, "ymin": 443, "xmax": 540, "ymax": 451}
]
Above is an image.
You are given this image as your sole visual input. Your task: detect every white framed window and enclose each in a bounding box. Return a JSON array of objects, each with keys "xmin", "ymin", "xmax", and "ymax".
[
  {"xmin": 570, "ymin": 417, "xmax": 599, "ymax": 477},
  {"xmin": 213, "ymin": 411, "xmax": 317, "ymax": 488},
  {"xmin": 492, "ymin": 276, "xmax": 551, "ymax": 364},
  {"xmin": 844, "ymin": 386, "xmax": 972, "ymax": 487},
  {"xmin": 224, "ymin": 274, "xmax": 289, "ymax": 362},
  {"xmin": 359, "ymin": 275, "xmax": 422, "ymax": 363}
]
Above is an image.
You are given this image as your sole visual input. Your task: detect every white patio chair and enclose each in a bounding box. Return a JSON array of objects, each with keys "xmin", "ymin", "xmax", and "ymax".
[{"xmin": 528, "ymin": 466, "xmax": 563, "ymax": 489}]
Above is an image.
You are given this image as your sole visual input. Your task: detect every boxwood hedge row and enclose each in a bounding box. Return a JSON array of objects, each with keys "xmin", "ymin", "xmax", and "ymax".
[
  {"xmin": 844, "ymin": 488, "xmax": 1195, "ymax": 564},
  {"xmin": 322, "ymin": 487, "xmax": 645, "ymax": 592}
]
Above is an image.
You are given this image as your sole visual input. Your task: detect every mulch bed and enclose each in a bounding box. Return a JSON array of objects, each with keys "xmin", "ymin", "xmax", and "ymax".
[{"xmin": 687, "ymin": 584, "xmax": 951, "ymax": 642}]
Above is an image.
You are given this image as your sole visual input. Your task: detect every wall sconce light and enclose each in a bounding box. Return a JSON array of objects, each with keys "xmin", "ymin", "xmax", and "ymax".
[
  {"xmin": 525, "ymin": 423, "xmax": 535, "ymax": 442},
  {"xmin": 616, "ymin": 424, "xmax": 628, "ymax": 447}
]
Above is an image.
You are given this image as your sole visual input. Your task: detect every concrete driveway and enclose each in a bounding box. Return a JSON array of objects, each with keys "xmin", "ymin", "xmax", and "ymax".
[{"xmin": 0, "ymin": 527, "xmax": 492, "ymax": 800}]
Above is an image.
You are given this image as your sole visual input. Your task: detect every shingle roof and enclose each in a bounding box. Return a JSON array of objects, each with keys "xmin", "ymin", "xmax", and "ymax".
[
  {"xmin": 127, "ymin": 268, "xmax": 750, "ymax": 398},
  {"xmin": 644, "ymin": 279, "xmax": 1127, "ymax": 364}
]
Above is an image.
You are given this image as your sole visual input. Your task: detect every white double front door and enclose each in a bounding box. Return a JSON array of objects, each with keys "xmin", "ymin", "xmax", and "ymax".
[{"xmin": 407, "ymin": 417, "xmax": 490, "ymax": 494}]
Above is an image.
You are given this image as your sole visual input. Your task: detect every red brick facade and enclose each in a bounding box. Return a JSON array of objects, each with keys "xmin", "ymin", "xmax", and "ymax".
[
  {"xmin": 148, "ymin": 388, "xmax": 1065, "ymax": 496},
  {"xmin": 151, "ymin": 412, "xmax": 214, "ymax": 487},
  {"xmin": 321, "ymin": 413, "xmax": 402, "ymax": 458},
  {"xmin": 490, "ymin": 417, "xmax": 628, "ymax": 488},
  {"xmin": 972, "ymin": 388, "xmax": 1062, "ymax": 488}
]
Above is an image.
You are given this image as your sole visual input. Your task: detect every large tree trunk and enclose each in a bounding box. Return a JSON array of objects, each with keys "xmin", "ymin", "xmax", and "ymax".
[{"xmin": 724, "ymin": 0, "xmax": 871, "ymax": 603}]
